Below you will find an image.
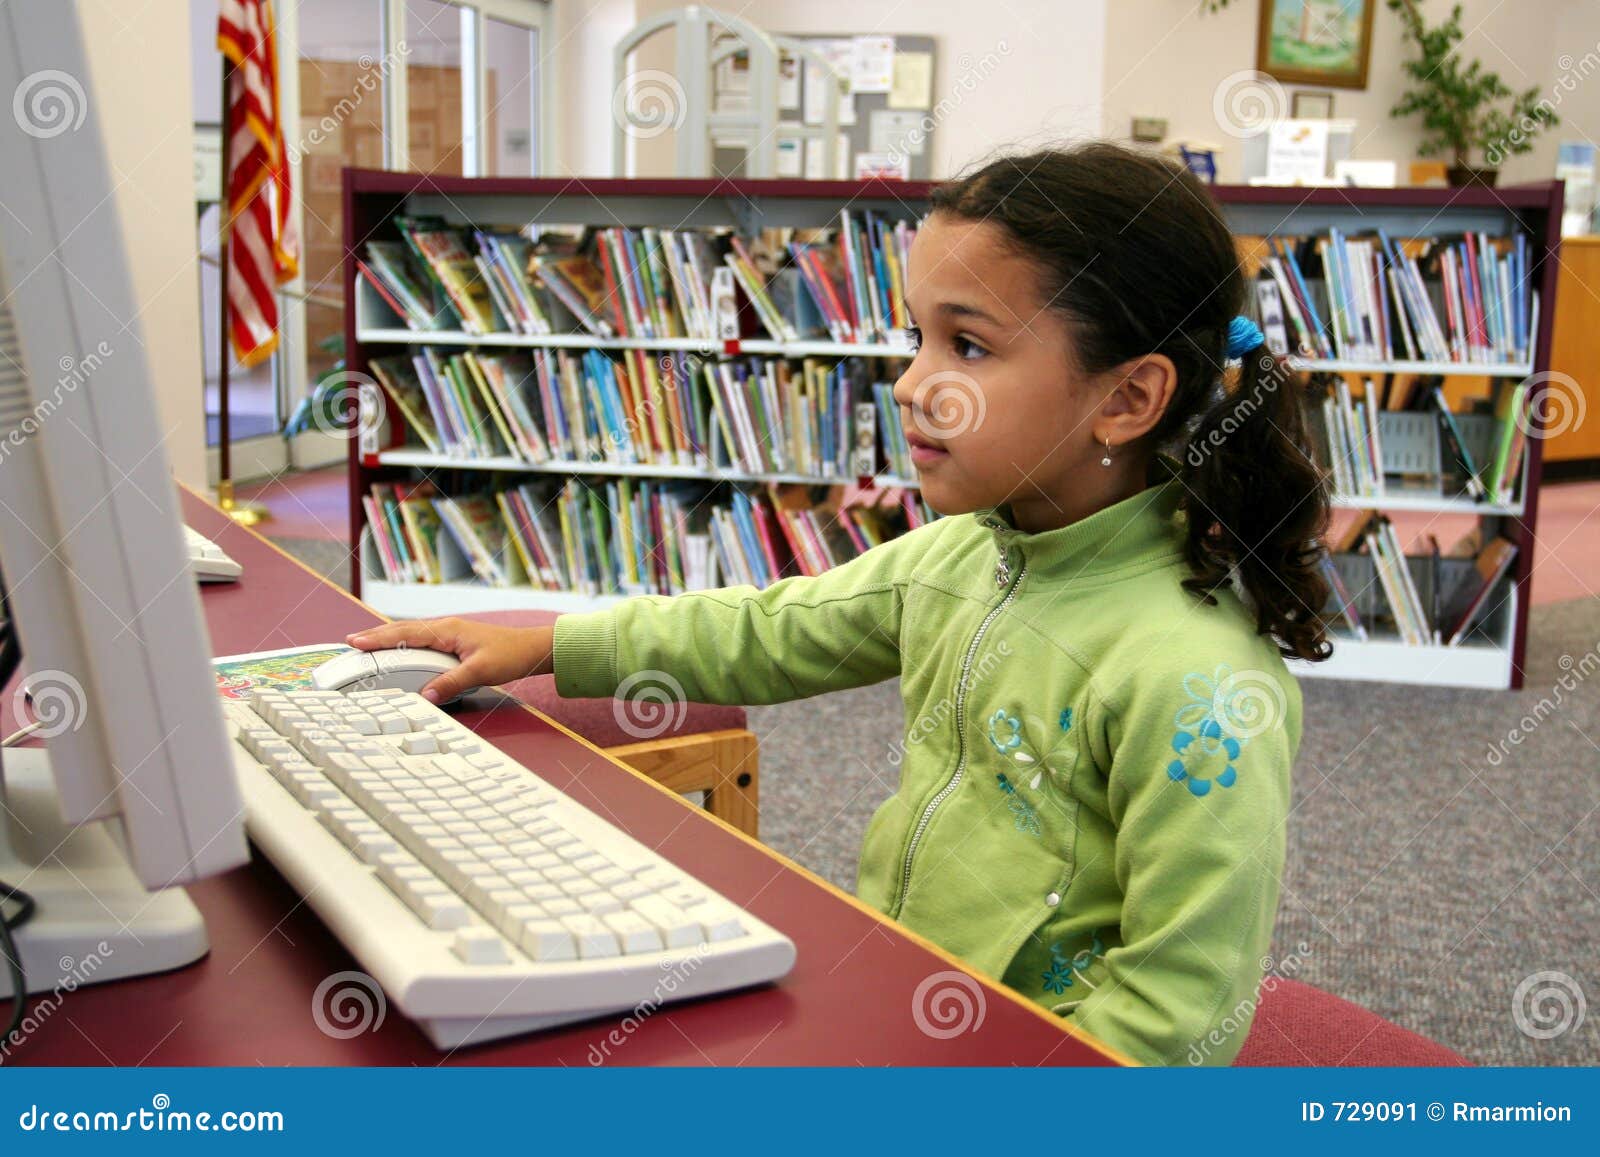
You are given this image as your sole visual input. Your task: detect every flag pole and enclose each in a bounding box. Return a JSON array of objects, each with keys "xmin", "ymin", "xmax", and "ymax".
[{"xmin": 215, "ymin": 49, "xmax": 268, "ymax": 527}]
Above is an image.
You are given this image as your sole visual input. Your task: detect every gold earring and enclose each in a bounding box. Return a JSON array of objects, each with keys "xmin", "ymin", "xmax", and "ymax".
[{"xmin": 1101, "ymin": 436, "xmax": 1112, "ymax": 467}]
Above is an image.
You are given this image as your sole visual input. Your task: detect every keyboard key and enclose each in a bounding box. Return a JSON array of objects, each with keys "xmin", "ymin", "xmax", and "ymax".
[
  {"xmin": 452, "ymin": 927, "xmax": 511, "ymax": 965},
  {"xmin": 400, "ymin": 733, "xmax": 438, "ymax": 755},
  {"xmin": 520, "ymin": 921, "xmax": 577, "ymax": 962},
  {"xmin": 325, "ymin": 752, "xmax": 364, "ymax": 781},
  {"xmin": 696, "ymin": 904, "xmax": 747, "ymax": 943},
  {"xmin": 496, "ymin": 902, "xmax": 545, "ymax": 942},
  {"xmin": 560, "ymin": 916, "xmax": 619, "ymax": 959},
  {"xmin": 632, "ymin": 896, "xmax": 703, "ymax": 948},
  {"xmin": 378, "ymin": 859, "xmax": 432, "ymax": 891},
  {"xmin": 579, "ymin": 892, "xmax": 623, "ymax": 915},
  {"xmin": 353, "ymin": 831, "xmax": 397, "ymax": 865},
  {"xmin": 604, "ymin": 911, "xmax": 665, "ymax": 954},
  {"xmin": 401, "ymin": 881, "xmax": 466, "ymax": 930},
  {"xmin": 486, "ymin": 889, "xmax": 526, "ymax": 922}
]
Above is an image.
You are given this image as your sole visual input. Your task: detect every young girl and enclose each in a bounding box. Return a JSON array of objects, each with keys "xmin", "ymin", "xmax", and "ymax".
[{"xmin": 349, "ymin": 141, "xmax": 1331, "ymax": 1066}]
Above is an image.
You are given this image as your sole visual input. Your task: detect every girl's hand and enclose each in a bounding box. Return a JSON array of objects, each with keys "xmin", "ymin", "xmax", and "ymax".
[{"xmin": 344, "ymin": 617, "xmax": 555, "ymax": 704}]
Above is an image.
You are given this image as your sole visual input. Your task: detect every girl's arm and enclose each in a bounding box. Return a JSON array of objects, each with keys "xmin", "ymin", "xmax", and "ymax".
[
  {"xmin": 344, "ymin": 514, "xmax": 943, "ymax": 707},
  {"xmin": 552, "ymin": 515, "xmax": 946, "ymax": 707},
  {"xmin": 1074, "ymin": 653, "xmax": 1300, "ymax": 1067}
]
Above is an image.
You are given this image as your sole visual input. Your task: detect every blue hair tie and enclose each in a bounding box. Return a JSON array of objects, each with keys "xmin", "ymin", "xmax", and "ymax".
[{"xmin": 1225, "ymin": 315, "xmax": 1264, "ymax": 359}]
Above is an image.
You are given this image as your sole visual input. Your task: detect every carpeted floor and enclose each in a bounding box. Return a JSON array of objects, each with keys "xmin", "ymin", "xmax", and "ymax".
[{"xmin": 266, "ymin": 517, "xmax": 1600, "ymax": 1067}]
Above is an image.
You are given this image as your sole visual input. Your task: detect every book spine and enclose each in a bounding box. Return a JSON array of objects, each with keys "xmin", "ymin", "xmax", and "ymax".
[{"xmin": 1433, "ymin": 385, "xmax": 1485, "ymax": 498}]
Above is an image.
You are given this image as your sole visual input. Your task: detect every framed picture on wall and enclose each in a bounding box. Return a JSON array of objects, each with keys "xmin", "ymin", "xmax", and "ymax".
[
  {"xmin": 1291, "ymin": 89, "xmax": 1335, "ymax": 119},
  {"xmin": 1257, "ymin": 0, "xmax": 1376, "ymax": 89}
]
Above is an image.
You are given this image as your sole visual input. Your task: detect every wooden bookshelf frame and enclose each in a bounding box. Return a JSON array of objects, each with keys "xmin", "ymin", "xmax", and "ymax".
[{"xmin": 343, "ymin": 169, "xmax": 1565, "ymax": 690}]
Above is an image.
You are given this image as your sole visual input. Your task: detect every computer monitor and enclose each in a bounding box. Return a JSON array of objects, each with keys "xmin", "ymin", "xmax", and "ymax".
[{"xmin": 0, "ymin": 2, "xmax": 248, "ymax": 999}]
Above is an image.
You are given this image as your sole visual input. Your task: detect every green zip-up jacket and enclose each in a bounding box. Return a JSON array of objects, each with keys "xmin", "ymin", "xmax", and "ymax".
[{"xmin": 552, "ymin": 471, "xmax": 1300, "ymax": 1066}]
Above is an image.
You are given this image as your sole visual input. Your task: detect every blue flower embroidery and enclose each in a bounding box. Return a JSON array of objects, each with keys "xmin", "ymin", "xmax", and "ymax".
[
  {"xmin": 987, "ymin": 709, "xmax": 1022, "ymax": 754},
  {"xmin": 1166, "ymin": 664, "xmax": 1281, "ymax": 798},
  {"xmin": 1041, "ymin": 931, "xmax": 1106, "ymax": 997},
  {"xmin": 986, "ymin": 705, "xmax": 1078, "ymax": 838},
  {"xmin": 1041, "ymin": 960, "xmax": 1074, "ymax": 995}
]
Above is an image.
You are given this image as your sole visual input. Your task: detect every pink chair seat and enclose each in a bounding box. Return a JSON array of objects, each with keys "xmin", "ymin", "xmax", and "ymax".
[
  {"xmin": 1235, "ymin": 978, "xmax": 1471, "ymax": 1066},
  {"xmin": 455, "ymin": 609, "xmax": 746, "ymax": 748}
]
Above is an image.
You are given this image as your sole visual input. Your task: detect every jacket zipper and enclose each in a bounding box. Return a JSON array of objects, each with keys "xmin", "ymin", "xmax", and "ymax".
[{"xmin": 894, "ymin": 542, "xmax": 1025, "ymax": 916}]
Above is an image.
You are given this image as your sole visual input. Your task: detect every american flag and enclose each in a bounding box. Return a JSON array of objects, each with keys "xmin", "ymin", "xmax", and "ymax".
[{"xmin": 217, "ymin": 0, "xmax": 299, "ymax": 367}]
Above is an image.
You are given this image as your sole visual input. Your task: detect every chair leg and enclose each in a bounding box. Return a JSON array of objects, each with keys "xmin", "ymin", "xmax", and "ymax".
[{"xmin": 703, "ymin": 730, "xmax": 759, "ymax": 840}]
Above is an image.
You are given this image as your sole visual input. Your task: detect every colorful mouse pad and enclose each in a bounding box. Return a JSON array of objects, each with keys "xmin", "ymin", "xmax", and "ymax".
[{"xmin": 214, "ymin": 643, "xmax": 356, "ymax": 701}]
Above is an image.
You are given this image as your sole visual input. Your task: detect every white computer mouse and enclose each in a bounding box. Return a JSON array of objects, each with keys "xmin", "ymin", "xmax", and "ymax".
[{"xmin": 312, "ymin": 647, "xmax": 476, "ymax": 702}]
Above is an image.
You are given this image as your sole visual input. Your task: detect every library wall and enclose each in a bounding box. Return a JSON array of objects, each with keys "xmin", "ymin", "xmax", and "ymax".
[
  {"xmin": 551, "ymin": 0, "xmax": 639, "ymax": 177},
  {"xmin": 298, "ymin": 60, "xmax": 489, "ymax": 381},
  {"xmin": 619, "ymin": 0, "xmax": 1107, "ymax": 179},
  {"xmin": 1103, "ymin": 0, "xmax": 1590, "ymax": 186},
  {"xmin": 80, "ymin": 0, "xmax": 209, "ymax": 491}
]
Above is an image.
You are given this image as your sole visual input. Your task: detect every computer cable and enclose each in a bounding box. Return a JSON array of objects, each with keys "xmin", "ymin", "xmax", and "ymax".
[
  {"xmin": 2, "ymin": 720, "xmax": 44, "ymax": 747},
  {"xmin": 0, "ymin": 877, "xmax": 35, "ymax": 1043}
]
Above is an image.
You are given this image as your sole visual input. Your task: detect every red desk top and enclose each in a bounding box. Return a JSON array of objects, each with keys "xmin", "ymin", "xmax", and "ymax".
[{"xmin": 7, "ymin": 487, "xmax": 1128, "ymax": 1067}]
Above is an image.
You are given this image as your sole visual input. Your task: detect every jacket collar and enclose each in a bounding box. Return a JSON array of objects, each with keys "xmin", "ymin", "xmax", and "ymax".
[{"xmin": 972, "ymin": 456, "xmax": 1188, "ymax": 581}]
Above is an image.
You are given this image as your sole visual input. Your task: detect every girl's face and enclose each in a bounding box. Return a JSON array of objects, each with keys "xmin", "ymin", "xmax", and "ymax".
[{"xmin": 892, "ymin": 212, "xmax": 1111, "ymax": 532}]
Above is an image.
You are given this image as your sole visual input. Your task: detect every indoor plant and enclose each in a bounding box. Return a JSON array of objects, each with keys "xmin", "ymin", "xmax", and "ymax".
[{"xmin": 1387, "ymin": 0, "xmax": 1558, "ymax": 185}]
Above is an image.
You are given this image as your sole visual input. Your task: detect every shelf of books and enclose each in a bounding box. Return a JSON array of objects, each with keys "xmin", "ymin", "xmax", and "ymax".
[{"xmin": 343, "ymin": 172, "xmax": 1563, "ymax": 690}]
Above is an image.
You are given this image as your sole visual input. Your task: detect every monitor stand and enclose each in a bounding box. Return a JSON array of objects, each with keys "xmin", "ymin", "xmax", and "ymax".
[{"xmin": 0, "ymin": 746, "xmax": 209, "ymax": 998}]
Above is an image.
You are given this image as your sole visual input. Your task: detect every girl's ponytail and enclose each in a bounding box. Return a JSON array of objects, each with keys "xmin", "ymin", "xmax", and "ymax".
[{"xmin": 1180, "ymin": 341, "xmax": 1332, "ymax": 662}]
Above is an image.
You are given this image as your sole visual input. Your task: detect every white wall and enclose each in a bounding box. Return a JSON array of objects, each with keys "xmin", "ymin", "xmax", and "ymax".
[
  {"xmin": 550, "ymin": 0, "xmax": 639, "ymax": 176},
  {"xmin": 80, "ymin": 0, "xmax": 207, "ymax": 490},
  {"xmin": 617, "ymin": 0, "xmax": 1106, "ymax": 179},
  {"xmin": 560, "ymin": 0, "xmax": 1599, "ymax": 185},
  {"xmin": 1103, "ymin": 0, "xmax": 1596, "ymax": 185}
]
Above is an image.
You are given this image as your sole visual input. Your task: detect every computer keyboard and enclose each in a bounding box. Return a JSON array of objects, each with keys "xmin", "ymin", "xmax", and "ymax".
[
  {"xmin": 185, "ymin": 524, "xmax": 242, "ymax": 582},
  {"xmin": 222, "ymin": 687, "xmax": 795, "ymax": 1048}
]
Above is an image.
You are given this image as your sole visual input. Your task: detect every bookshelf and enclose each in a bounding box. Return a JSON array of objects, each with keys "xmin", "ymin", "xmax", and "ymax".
[{"xmin": 343, "ymin": 170, "xmax": 1564, "ymax": 691}]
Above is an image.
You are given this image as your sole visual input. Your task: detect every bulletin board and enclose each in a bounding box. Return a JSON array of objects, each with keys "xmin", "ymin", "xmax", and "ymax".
[{"xmin": 710, "ymin": 33, "xmax": 937, "ymax": 182}]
